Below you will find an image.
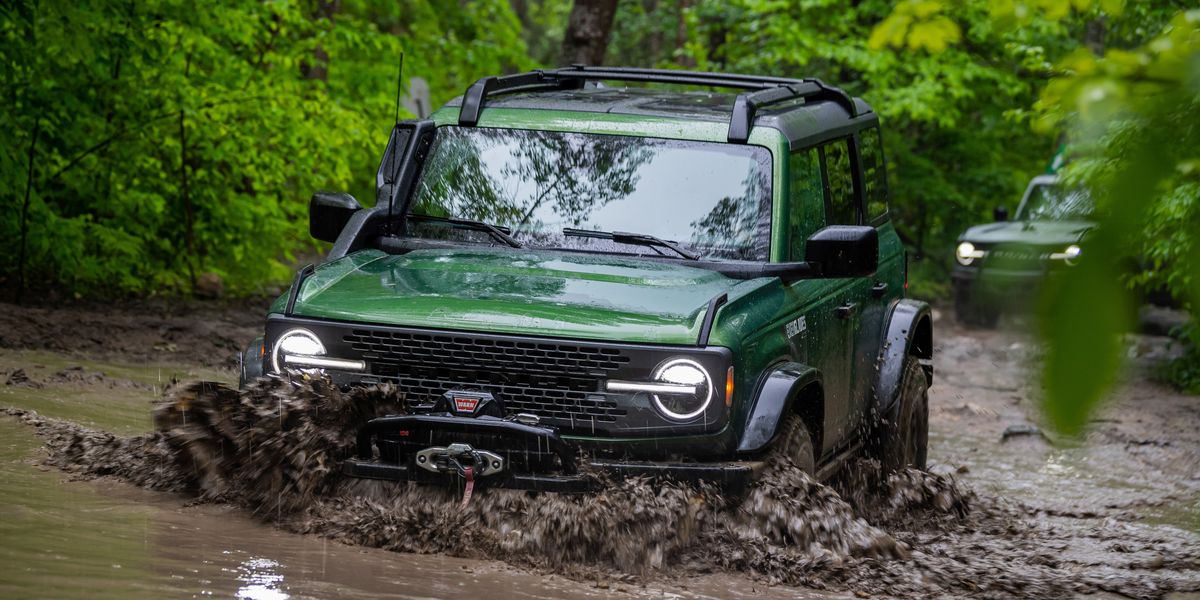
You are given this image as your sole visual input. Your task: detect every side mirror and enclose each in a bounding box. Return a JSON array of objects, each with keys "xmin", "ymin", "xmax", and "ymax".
[
  {"xmin": 806, "ymin": 225, "xmax": 878, "ymax": 278},
  {"xmin": 994, "ymin": 206, "xmax": 1009, "ymax": 222},
  {"xmin": 310, "ymin": 192, "xmax": 361, "ymax": 243}
]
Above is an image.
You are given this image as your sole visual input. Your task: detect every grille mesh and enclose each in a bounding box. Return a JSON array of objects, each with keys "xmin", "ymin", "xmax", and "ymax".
[{"xmin": 343, "ymin": 329, "xmax": 632, "ymax": 426}]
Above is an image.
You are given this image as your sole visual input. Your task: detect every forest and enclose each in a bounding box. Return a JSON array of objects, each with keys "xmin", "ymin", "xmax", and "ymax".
[{"xmin": 2, "ymin": 1, "xmax": 1198, "ymax": 419}]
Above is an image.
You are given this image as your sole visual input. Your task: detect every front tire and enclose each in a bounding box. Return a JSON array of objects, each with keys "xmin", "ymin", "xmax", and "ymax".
[
  {"xmin": 873, "ymin": 356, "xmax": 929, "ymax": 471},
  {"xmin": 772, "ymin": 414, "xmax": 816, "ymax": 475}
]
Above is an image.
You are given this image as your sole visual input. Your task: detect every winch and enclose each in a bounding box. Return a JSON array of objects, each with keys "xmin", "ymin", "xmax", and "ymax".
[
  {"xmin": 414, "ymin": 443, "xmax": 506, "ymax": 477},
  {"xmin": 413, "ymin": 443, "xmax": 506, "ymax": 507}
]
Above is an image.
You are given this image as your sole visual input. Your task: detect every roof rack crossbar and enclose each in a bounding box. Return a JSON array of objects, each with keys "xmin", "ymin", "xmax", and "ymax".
[
  {"xmin": 457, "ymin": 66, "xmax": 858, "ymax": 142},
  {"xmin": 559, "ymin": 65, "xmax": 806, "ymax": 87},
  {"xmin": 458, "ymin": 71, "xmax": 585, "ymax": 126},
  {"xmin": 726, "ymin": 81, "xmax": 860, "ymax": 143}
]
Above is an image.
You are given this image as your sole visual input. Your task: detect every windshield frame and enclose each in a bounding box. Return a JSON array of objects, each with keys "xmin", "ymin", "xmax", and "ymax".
[{"xmin": 400, "ymin": 125, "xmax": 775, "ymax": 262}]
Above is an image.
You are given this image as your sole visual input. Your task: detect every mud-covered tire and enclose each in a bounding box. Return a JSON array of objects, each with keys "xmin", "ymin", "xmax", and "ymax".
[
  {"xmin": 873, "ymin": 356, "xmax": 929, "ymax": 471},
  {"xmin": 772, "ymin": 414, "xmax": 816, "ymax": 475}
]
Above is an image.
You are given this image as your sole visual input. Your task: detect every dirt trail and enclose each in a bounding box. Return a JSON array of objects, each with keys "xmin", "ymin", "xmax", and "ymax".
[
  {"xmin": 1, "ymin": 302, "xmax": 1199, "ymax": 598},
  {"xmin": 0, "ymin": 299, "xmax": 266, "ymax": 368}
]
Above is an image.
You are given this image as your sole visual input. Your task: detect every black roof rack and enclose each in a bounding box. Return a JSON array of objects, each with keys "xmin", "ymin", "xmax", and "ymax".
[{"xmin": 457, "ymin": 65, "xmax": 858, "ymax": 144}]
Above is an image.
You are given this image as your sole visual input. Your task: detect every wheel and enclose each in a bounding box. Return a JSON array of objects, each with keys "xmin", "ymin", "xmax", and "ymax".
[
  {"xmin": 954, "ymin": 283, "xmax": 999, "ymax": 328},
  {"xmin": 873, "ymin": 356, "xmax": 929, "ymax": 471},
  {"xmin": 772, "ymin": 414, "xmax": 816, "ymax": 475}
]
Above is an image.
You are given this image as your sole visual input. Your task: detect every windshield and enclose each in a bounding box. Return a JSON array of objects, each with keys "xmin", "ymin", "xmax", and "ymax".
[
  {"xmin": 1018, "ymin": 184, "xmax": 1093, "ymax": 221},
  {"xmin": 407, "ymin": 126, "xmax": 772, "ymax": 261}
]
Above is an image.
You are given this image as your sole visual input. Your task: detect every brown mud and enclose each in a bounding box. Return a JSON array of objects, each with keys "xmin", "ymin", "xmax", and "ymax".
[
  {"xmin": 1, "ymin": 302, "xmax": 1199, "ymax": 598},
  {"xmin": 0, "ymin": 299, "xmax": 266, "ymax": 368}
]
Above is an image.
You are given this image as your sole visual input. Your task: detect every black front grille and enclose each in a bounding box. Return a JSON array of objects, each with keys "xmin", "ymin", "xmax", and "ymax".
[
  {"xmin": 984, "ymin": 245, "xmax": 1054, "ymax": 267},
  {"xmin": 343, "ymin": 329, "xmax": 633, "ymax": 426}
]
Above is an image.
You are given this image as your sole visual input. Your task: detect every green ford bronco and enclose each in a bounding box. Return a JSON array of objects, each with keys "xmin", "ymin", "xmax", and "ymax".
[
  {"xmin": 239, "ymin": 66, "xmax": 933, "ymax": 494},
  {"xmin": 953, "ymin": 174, "xmax": 1094, "ymax": 326}
]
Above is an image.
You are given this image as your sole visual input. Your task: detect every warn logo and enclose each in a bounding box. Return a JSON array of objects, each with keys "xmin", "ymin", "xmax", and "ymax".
[
  {"xmin": 454, "ymin": 396, "xmax": 481, "ymax": 414},
  {"xmin": 443, "ymin": 390, "xmax": 495, "ymax": 417}
]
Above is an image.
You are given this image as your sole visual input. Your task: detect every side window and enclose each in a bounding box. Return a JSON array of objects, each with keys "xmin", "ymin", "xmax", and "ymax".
[
  {"xmin": 820, "ymin": 138, "xmax": 858, "ymax": 225},
  {"xmin": 787, "ymin": 148, "xmax": 823, "ymax": 261},
  {"xmin": 859, "ymin": 126, "xmax": 889, "ymax": 222}
]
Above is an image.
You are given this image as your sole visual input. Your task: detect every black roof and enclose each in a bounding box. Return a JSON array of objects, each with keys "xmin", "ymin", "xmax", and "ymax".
[{"xmin": 443, "ymin": 66, "xmax": 878, "ymax": 150}]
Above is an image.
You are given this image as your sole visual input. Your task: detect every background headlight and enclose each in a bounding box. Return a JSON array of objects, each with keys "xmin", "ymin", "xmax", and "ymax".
[
  {"xmin": 270, "ymin": 328, "xmax": 326, "ymax": 373},
  {"xmin": 955, "ymin": 241, "xmax": 986, "ymax": 266},
  {"xmin": 651, "ymin": 358, "xmax": 712, "ymax": 420},
  {"xmin": 1051, "ymin": 244, "xmax": 1082, "ymax": 265}
]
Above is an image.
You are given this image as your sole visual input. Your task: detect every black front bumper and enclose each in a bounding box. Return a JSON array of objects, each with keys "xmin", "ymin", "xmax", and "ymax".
[{"xmin": 344, "ymin": 414, "xmax": 763, "ymax": 495}]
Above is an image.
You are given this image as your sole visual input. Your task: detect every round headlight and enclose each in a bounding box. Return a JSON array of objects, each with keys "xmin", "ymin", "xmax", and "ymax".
[
  {"xmin": 1063, "ymin": 244, "xmax": 1081, "ymax": 265},
  {"xmin": 955, "ymin": 241, "xmax": 985, "ymax": 266},
  {"xmin": 1049, "ymin": 244, "xmax": 1082, "ymax": 265},
  {"xmin": 270, "ymin": 328, "xmax": 325, "ymax": 374},
  {"xmin": 651, "ymin": 358, "xmax": 712, "ymax": 420}
]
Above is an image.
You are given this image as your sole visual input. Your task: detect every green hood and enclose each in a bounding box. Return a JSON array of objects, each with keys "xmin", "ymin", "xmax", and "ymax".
[
  {"xmin": 960, "ymin": 220, "xmax": 1093, "ymax": 246},
  {"xmin": 286, "ymin": 248, "xmax": 750, "ymax": 345}
]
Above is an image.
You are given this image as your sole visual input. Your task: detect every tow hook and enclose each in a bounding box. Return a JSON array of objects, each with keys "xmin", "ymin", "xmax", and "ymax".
[{"xmin": 414, "ymin": 443, "xmax": 506, "ymax": 508}]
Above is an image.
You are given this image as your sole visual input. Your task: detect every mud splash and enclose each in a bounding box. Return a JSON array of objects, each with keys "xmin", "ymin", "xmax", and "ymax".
[{"xmin": 7, "ymin": 378, "xmax": 1198, "ymax": 598}]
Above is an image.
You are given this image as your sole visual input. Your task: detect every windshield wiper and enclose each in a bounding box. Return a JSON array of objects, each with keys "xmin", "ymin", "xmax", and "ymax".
[
  {"xmin": 563, "ymin": 228, "xmax": 699, "ymax": 260},
  {"xmin": 406, "ymin": 214, "xmax": 522, "ymax": 248}
]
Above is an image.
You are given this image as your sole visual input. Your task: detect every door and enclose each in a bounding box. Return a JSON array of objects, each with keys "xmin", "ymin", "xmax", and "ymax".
[
  {"xmin": 850, "ymin": 126, "xmax": 900, "ymax": 428},
  {"xmin": 817, "ymin": 137, "xmax": 871, "ymax": 448},
  {"xmin": 783, "ymin": 139, "xmax": 867, "ymax": 454}
]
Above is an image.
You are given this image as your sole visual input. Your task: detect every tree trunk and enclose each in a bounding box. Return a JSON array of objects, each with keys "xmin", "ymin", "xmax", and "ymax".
[
  {"xmin": 510, "ymin": 0, "xmax": 529, "ymax": 28},
  {"xmin": 562, "ymin": 0, "xmax": 620, "ymax": 66},
  {"xmin": 179, "ymin": 108, "xmax": 197, "ymax": 293},
  {"xmin": 1085, "ymin": 16, "xmax": 1106, "ymax": 57},
  {"xmin": 675, "ymin": 0, "xmax": 692, "ymax": 67},
  {"xmin": 302, "ymin": 0, "xmax": 341, "ymax": 80},
  {"xmin": 646, "ymin": 0, "xmax": 662, "ymax": 62},
  {"xmin": 16, "ymin": 119, "xmax": 40, "ymax": 305}
]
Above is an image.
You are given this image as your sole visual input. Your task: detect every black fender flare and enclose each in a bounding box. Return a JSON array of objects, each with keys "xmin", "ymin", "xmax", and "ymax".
[
  {"xmin": 238, "ymin": 336, "xmax": 265, "ymax": 390},
  {"xmin": 736, "ymin": 362, "xmax": 822, "ymax": 454},
  {"xmin": 873, "ymin": 299, "xmax": 933, "ymax": 420}
]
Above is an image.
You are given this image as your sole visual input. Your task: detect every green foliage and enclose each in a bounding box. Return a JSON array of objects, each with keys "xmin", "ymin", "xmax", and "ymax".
[
  {"xmin": 870, "ymin": 0, "xmax": 962, "ymax": 52},
  {"xmin": 1159, "ymin": 323, "xmax": 1200, "ymax": 394},
  {"xmin": 1, "ymin": 0, "xmax": 528, "ymax": 297},
  {"xmin": 905, "ymin": 258, "xmax": 951, "ymax": 303}
]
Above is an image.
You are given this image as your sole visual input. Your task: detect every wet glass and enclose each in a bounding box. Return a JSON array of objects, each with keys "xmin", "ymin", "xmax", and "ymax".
[
  {"xmin": 408, "ymin": 127, "xmax": 773, "ymax": 261},
  {"xmin": 1018, "ymin": 184, "xmax": 1093, "ymax": 221}
]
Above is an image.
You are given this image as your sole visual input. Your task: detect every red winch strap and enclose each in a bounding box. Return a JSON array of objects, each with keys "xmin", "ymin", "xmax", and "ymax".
[{"xmin": 460, "ymin": 465, "xmax": 475, "ymax": 509}]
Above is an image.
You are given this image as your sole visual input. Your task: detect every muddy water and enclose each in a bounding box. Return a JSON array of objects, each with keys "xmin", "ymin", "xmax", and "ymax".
[
  {"xmin": 2, "ymin": 420, "xmax": 792, "ymax": 600},
  {"xmin": 930, "ymin": 327, "xmax": 1200, "ymax": 525},
  {"xmin": 0, "ymin": 356, "xmax": 837, "ymax": 599},
  {"xmin": 3, "ymin": 326, "xmax": 1200, "ymax": 598}
]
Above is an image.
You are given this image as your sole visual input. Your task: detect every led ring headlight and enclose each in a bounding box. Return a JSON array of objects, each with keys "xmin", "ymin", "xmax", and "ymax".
[
  {"xmin": 271, "ymin": 328, "xmax": 325, "ymax": 374},
  {"xmin": 270, "ymin": 328, "xmax": 365, "ymax": 374},
  {"xmin": 650, "ymin": 358, "xmax": 713, "ymax": 420},
  {"xmin": 955, "ymin": 241, "xmax": 986, "ymax": 266},
  {"xmin": 1050, "ymin": 244, "xmax": 1082, "ymax": 265}
]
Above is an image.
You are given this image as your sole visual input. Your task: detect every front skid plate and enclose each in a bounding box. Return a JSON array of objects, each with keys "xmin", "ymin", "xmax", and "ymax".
[{"xmin": 342, "ymin": 457, "xmax": 766, "ymax": 495}]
